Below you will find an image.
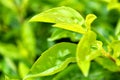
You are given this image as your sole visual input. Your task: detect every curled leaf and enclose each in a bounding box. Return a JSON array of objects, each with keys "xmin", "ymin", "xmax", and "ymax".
[
  {"xmin": 85, "ymin": 14, "xmax": 97, "ymax": 30},
  {"xmin": 76, "ymin": 31, "xmax": 102, "ymax": 77}
]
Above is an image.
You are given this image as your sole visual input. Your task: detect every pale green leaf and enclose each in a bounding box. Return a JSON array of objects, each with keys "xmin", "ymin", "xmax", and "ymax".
[
  {"xmin": 115, "ymin": 59, "xmax": 120, "ymax": 66},
  {"xmin": 29, "ymin": 6, "xmax": 84, "ymax": 25},
  {"xmin": 76, "ymin": 31, "xmax": 102, "ymax": 77},
  {"xmin": 108, "ymin": 2, "xmax": 120, "ymax": 11},
  {"xmin": 53, "ymin": 23, "xmax": 85, "ymax": 34},
  {"xmin": 24, "ymin": 42, "xmax": 77, "ymax": 80},
  {"xmin": 18, "ymin": 62, "xmax": 29, "ymax": 78},
  {"xmin": 85, "ymin": 14, "xmax": 97, "ymax": 30}
]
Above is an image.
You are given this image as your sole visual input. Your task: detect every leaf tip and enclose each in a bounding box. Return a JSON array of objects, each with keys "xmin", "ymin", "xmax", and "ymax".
[
  {"xmin": 85, "ymin": 14, "xmax": 97, "ymax": 29},
  {"xmin": 29, "ymin": 14, "xmax": 42, "ymax": 22},
  {"xmin": 77, "ymin": 61, "xmax": 90, "ymax": 77},
  {"xmin": 29, "ymin": 16, "xmax": 36, "ymax": 22}
]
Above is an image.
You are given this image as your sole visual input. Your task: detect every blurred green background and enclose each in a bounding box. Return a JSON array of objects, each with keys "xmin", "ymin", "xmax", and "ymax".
[{"xmin": 0, "ymin": 0, "xmax": 120, "ymax": 80}]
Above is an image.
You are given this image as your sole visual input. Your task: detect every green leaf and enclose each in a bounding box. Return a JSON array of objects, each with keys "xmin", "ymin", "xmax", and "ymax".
[
  {"xmin": 0, "ymin": 0, "xmax": 17, "ymax": 12},
  {"xmin": 21, "ymin": 0, "xmax": 29, "ymax": 16},
  {"xmin": 21, "ymin": 0, "xmax": 28, "ymax": 10},
  {"xmin": 24, "ymin": 42, "xmax": 77, "ymax": 80},
  {"xmin": 53, "ymin": 62, "xmax": 105, "ymax": 80},
  {"xmin": 95, "ymin": 57, "xmax": 120, "ymax": 72},
  {"xmin": 29, "ymin": 6, "xmax": 84, "ymax": 25},
  {"xmin": 76, "ymin": 31, "xmax": 102, "ymax": 77},
  {"xmin": 53, "ymin": 23, "xmax": 85, "ymax": 34},
  {"xmin": 85, "ymin": 14, "xmax": 97, "ymax": 30},
  {"xmin": 110, "ymin": 41, "xmax": 120, "ymax": 66},
  {"xmin": 52, "ymin": 64, "xmax": 81, "ymax": 80},
  {"xmin": 18, "ymin": 62, "xmax": 29, "ymax": 78},
  {"xmin": 48, "ymin": 28, "xmax": 82, "ymax": 42},
  {"xmin": 0, "ymin": 43, "xmax": 20, "ymax": 59},
  {"xmin": 115, "ymin": 19, "xmax": 120, "ymax": 40},
  {"xmin": 5, "ymin": 75, "xmax": 10, "ymax": 80},
  {"xmin": 29, "ymin": 6, "xmax": 86, "ymax": 34},
  {"xmin": 107, "ymin": 1, "xmax": 120, "ymax": 11},
  {"xmin": 1, "ymin": 57, "xmax": 19, "ymax": 79},
  {"xmin": 21, "ymin": 22, "xmax": 36, "ymax": 60},
  {"xmin": 111, "ymin": 41, "xmax": 120, "ymax": 58}
]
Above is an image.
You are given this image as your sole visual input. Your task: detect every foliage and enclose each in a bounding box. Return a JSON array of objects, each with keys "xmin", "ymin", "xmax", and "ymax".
[{"xmin": 0, "ymin": 0, "xmax": 120, "ymax": 80}]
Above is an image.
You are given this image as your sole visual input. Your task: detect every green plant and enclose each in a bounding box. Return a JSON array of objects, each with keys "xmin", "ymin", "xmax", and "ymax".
[{"xmin": 23, "ymin": 6, "xmax": 120, "ymax": 80}]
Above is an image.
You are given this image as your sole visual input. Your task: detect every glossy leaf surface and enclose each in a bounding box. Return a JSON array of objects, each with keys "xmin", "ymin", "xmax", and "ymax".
[
  {"xmin": 24, "ymin": 42, "xmax": 77, "ymax": 80},
  {"xmin": 29, "ymin": 6, "xmax": 84, "ymax": 25}
]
